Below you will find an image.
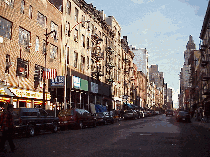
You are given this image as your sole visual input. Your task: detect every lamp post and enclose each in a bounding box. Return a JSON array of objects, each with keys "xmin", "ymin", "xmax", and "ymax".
[
  {"xmin": 43, "ymin": 29, "xmax": 56, "ymax": 109},
  {"xmin": 63, "ymin": 20, "xmax": 90, "ymax": 110}
]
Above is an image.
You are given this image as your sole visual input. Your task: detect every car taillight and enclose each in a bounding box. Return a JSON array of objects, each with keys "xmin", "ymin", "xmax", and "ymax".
[{"xmin": 19, "ymin": 118, "xmax": 22, "ymax": 125}]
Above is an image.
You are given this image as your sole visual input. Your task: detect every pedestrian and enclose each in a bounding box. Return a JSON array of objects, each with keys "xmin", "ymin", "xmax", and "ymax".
[{"xmin": 0, "ymin": 104, "xmax": 16, "ymax": 153}]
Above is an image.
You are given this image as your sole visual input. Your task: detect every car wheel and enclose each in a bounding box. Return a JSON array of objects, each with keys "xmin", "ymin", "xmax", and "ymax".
[
  {"xmin": 52, "ymin": 123, "xmax": 58, "ymax": 133},
  {"xmin": 104, "ymin": 120, "xmax": 108, "ymax": 125},
  {"xmin": 93, "ymin": 121, "xmax": 97, "ymax": 127},
  {"xmin": 27, "ymin": 125, "xmax": 35, "ymax": 137},
  {"xmin": 78, "ymin": 121, "xmax": 83, "ymax": 129},
  {"xmin": 111, "ymin": 119, "xmax": 114, "ymax": 124}
]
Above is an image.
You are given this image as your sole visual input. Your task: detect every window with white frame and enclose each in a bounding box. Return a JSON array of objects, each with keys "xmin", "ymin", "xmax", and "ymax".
[
  {"xmin": 3, "ymin": 0, "xmax": 14, "ymax": 7},
  {"xmin": 37, "ymin": 11, "xmax": 46, "ymax": 28},
  {"xmin": 19, "ymin": 27, "xmax": 30, "ymax": 47},
  {"xmin": 21, "ymin": 0, "xmax": 25, "ymax": 14},
  {"xmin": 74, "ymin": 51, "xmax": 78, "ymax": 68},
  {"xmin": 66, "ymin": 1, "xmax": 71, "ymax": 15},
  {"xmin": 51, "ymin": 21, "xmax": 58, "ymax": 41},
  {"xmin": 0, "ymin": 16, "xmax": 12, "ymax": 39},
  {"xmin": 50, "ymin": 44, "xmax": 58, "ymax": 59},
  {"xmin": 29, "ymin": 5, "xmax": 32, "ymax": 19},
  {"xmin": 35, "ymin": 36, "xmax": 39, "ymax": 52}
]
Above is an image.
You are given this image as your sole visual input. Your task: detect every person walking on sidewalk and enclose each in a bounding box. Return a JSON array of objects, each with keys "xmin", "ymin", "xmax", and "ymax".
[{"xmin": 0, "ymin": 104, "xmax": 16, "ymax": 153}]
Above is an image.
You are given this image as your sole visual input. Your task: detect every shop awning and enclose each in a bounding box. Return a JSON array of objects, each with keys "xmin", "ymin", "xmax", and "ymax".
[{"xmin": 0, "ymin": 85, "xmax": 15, "ymax": 97}]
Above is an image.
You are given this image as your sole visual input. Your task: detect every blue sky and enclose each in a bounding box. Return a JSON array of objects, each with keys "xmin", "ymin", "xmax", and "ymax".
[{"xmin": 85, "ymin": 0, "xmax": 209, "ymax": 108}]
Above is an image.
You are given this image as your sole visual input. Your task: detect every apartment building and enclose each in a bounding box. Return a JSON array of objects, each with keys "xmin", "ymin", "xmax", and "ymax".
[{"xmin": 0, "ymin": 0, "xmax": 62, "ymax": 109}]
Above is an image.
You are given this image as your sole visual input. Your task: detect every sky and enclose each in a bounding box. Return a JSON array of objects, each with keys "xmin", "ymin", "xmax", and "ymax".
[{"xmin": 85, "ymin": 0, "xmax": 209, "ymax": 108}]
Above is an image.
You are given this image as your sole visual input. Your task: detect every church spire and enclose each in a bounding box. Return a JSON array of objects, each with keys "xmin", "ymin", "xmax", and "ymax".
[{"xmin": 186, "ymin": 35, "xmax": 196, "ymax": 50}]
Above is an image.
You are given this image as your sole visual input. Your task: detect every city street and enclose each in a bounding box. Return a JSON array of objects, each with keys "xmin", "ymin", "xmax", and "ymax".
[{"xmin": 1, "ymin": 114, "xmax": 210, "ymax": 157}]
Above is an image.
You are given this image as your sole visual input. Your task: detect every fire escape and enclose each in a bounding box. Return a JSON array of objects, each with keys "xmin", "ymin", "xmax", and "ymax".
[{"xmin": 91, "ymin": 32, "xmax": 104, "ymax": 81}]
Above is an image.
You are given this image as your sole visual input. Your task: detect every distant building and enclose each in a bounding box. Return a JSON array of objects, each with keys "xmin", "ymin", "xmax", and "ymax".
[{"xmin": 130, "ymin": 46, "xmax": 147, "ymax": 75}]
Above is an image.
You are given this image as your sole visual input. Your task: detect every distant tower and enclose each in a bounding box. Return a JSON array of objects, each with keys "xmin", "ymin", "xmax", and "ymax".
[{"xmin": 186, "ymin": 35, "xmax": 196, "ymax": 50}]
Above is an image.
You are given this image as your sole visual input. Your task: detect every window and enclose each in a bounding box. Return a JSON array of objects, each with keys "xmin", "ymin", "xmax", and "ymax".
[
  {"xmin": 80, "ymin": 55, "xmax": 85, "ymax": 73},
  {"xmin": 43, "ymin": 40, "xmax": 46, "ymax": 54},
  {"xmin": 0, "ymin": 16, "xmax": 12, "ymax": 39},
  {"xmin": 21, "ymin": 0, "xmax": 25, "ymax": 14},
  {"xmin": 3, "ymin": 0, "xmax": 14, "ymax": 7},
  {"xmin": 67, "ymin": 47, "xmax": 69, "ymax": 64},
  {"xmin": 81, "ymin": 15, "xmax": 85, "ymax": 27},
  {"xmin": 19, "ymin": 27, "xmax": 31, "ymax": 47},
  {"xmin": 29, "ymin": 5, "xmax": 32, "ymax": 19},
  {"xmin": 50, "ymin": 44, "xmax": 58, "ymax": 59},
  {"xmin": 17, "ymin": 58, "xmax": 29, "ymax": 78},
  {"xmin": 75, "ymin": 7, "xmax": 78, "ymax": 22},
  {"xmin": 82, "ymin": 34, "xmax": 85, "ymax": 48},
  {"xmin": 35, "ymin": 36, "xmax": 39, "ymax": 52},
  {"xmin": 92, "ymin": 24, "xmax": 94, "ymax": 34},
  {"xmin": 87, "ymin": 37, "xmax": 89, "ymax": 49},
  {"xmin": 87, "ymin": 56, "xmax": 89, "ymax": 69},
  {"xmin": 37, "ymin": 11, "xmax": 46, "ymax": 28},
  {"xmin": 65, "ymin": 21, "xmax": 70, "ymax": 37},
  {"xmin": 74, "ymin": 28, "xmax": 78, "ymax": 42},
  {"xmin": 66, "ymin": 1, "xmax": 71, "ymax": 15},
  {"xmin": 5, "ymin": 54, "xmax": 10, "ymax": 74},
  {"xmin": 74, "ymin": 52, "xmax": 78, "ymax": 68},
  {"xmin": 51, "ymin": 21, "xmax": 58, "ymax": 41}
]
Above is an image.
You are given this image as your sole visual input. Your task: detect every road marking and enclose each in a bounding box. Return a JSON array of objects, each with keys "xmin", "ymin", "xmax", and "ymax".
[{"xmin": 140, "ymin": 134, "xmax": 152, "ymax": 135}]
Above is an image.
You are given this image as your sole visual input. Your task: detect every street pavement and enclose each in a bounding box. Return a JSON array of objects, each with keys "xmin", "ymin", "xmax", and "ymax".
[{"xmin": 1, "ymin": 114, "xmax": 210, "ymax": 157}]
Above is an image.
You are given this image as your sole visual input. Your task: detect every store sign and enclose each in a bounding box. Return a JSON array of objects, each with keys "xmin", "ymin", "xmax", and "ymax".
[
  {"xmin": 51, "ymin": 76, "xmax": 65, "ymax": 86},
  {"xmin": 9, "ymin": 88, "xmax": 51, "ymax": 100},
  {"xmin": 73, "ymin": 76, "xmax": 80, "ymax": 89},
  {"xmin": 91, "ymin": 82, "xmax": 98, "ymax": 93},
  {"xmin": 80, "ymin": 79, "xmax": 88, "ymax": 91}
]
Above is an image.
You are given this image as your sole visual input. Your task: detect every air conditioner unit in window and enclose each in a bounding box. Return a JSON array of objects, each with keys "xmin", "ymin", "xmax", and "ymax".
[{"xmin": 28, "ymin": 43, "xmax": 32, "ymax": 47}]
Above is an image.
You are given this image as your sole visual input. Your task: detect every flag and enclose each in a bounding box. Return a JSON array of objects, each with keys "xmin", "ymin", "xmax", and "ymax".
[{"xmin": 44, "ymin": 68, "xmax": 57, "ymax": 79}]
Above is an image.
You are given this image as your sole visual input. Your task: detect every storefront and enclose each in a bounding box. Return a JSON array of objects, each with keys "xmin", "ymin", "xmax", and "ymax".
[{"xmin": 0, "ymin": 86, "xmax": 51, "ymax": 109}]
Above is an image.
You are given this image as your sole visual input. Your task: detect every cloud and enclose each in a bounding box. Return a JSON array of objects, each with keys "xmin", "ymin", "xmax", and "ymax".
[{"xmin": 131, "ymin": 0, "xmax": 154, "ymax": 4}]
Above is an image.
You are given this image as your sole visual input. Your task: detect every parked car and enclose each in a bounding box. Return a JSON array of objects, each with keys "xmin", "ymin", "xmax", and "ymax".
[
  {"xmin": 58, "ymin": 108, "xmax": 97, "ymax": 130},
  {"xmin": 123, "ymin": 110, "xmax": 138, "ymax": 120},
  {"xmin": 95, "ymin": 112, "xmax": 114, "ymax": 125},
  {"xmin": 176, "ymin": 111, "xmax": 191, "ymax": 122},
  {"xmin": 136, "ymin": 110, "xmax": 144, "ymax": 119},
  {"xmin": 110, "ymin": 110, "xmax": 121, "ymax": 122},
  {"xmin": 166, "ymin": 109, "xmax": 174, "ymax": 116},
  {"xmin": 13, "ymin": 108, "xmax": 59, "ymax": 137}
]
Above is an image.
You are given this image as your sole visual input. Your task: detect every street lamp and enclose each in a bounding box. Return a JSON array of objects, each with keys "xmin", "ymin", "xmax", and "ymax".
[
  {"xmin": 43, "ymin": 29, "xmax": 57, "ymax": 109},
  {"xmin": 63, "ymin": 20, "xmax": 90, "ymax": 110}
]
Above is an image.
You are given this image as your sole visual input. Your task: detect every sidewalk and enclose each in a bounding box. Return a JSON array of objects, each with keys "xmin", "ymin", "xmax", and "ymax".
[{"xmin": 191, "ymin": 117, "xmax": 210, "ymax": 130}]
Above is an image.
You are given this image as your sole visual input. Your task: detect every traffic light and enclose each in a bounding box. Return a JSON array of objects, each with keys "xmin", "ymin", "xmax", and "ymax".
[{"xmin": 34, "ymin": 65, "xmax": 40, "ymax": 82}]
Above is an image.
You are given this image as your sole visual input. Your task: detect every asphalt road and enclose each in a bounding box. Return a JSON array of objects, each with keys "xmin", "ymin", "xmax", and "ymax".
[{"xmin": 1, "ymin": 114, "xmax": 210, "ymax": 157}]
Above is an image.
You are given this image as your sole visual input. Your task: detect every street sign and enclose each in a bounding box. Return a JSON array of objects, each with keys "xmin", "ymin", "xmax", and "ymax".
[{"xmin": 51, "ymin": 76, "xmax": 65, "ymax": 86}]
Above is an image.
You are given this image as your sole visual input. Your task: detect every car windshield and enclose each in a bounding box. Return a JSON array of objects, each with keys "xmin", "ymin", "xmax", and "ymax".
[
  {"xmin": 178, "ymin": 111, "xmax": 188, "ymax": 116},
  {"xmin": 58, "ymin": 109, "xmax": 74, "ymax": 117}
]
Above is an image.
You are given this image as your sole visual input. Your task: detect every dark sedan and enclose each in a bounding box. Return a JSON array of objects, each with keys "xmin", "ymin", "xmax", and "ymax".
[
  {"xmin": 176, "ymin": 111, "xmax": 191, "ymax": 122},
  {"xmin": 96, "ymin": 112, "xmax": 114, "ymax": 125}
]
